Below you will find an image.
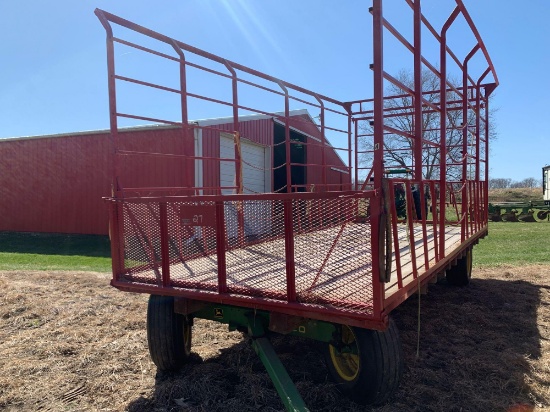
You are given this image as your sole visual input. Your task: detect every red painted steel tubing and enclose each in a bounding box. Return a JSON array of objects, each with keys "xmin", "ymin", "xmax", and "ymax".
[
  {"xmin": 106, "ymin": 190, "xmax": 375, "ymax": 205},
  {"xmin": 95, "ymin": 10, "xmax": 121, "ymax": 193},
  {"xmin": 313, "ymin": 95, "xmax": 328, "ymax": 189},
  {"xmin": 94, "ymin": 9, "xmax": 346, "ymax": 107},
  {"xmin": 169, "ymin": 41, "xmax": 194, "ymax": 190},
  {"xmin": 96, "ymin": 0, "xmax": 499, "ymax": 329},
  {"xmin": 159, "ymin": 203, "xmax": 171, "ymax": 287},
  {"xmin": 461, "ymin": 45, "xmax": 480, "ymax": 244},
  {"xmin": 223, "ymin": 61, "xmax": 243, "ymax": 195},
  {"xmin": 413, "ymin": 0, "xmax": 423, "ymax": 181},
  {"xmin": 429, "ymin": 182, "xmax": 439, "ymax": 262},
  {"xmin": 404, "ymin": 183, "xmax": 418, "ymax": 278},
  {"xmin": 418, "ymin": 183, "xmax": 430, "ymax": 271},
  {"xmin": 108, "ymin": 202, "xmax": 123, "ymax": 279},
  {"xmin": 388, "ymin": 182, "xmax": 403, "ymax": 289},
  {"xmin": 454, "ymin": 0, "xmax": 499, "ymax": 87},
  {"xmin": 371, "ymin": 0, "xmax": 385, "ymax": 316},
  {"xmin": 438, "ymin": 6, "xmax": 460, "ymax": 259},
  {"xmin": 111, "ymin": 280, "xmax": 387, "ymax": 330},
  {"xmin": 215, "ymin": 201, "xmax": 228, "ymax": 294},
  {"xmin": 283, "ymin": 199, "xmax": 296, "ymax": 302}
]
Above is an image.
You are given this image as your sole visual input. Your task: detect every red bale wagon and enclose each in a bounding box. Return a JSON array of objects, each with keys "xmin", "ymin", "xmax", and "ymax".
[{"xmin": 96, "ymin": 1, "xmax": 498, "ymax": 409}]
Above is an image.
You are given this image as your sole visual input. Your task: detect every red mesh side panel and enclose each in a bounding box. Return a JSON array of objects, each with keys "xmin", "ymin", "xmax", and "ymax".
[
  {"xmin": 167, "ymin": 201, "xmax": 219, "ymax": 291},
  {"xmin": 118, "ymin": 203, "xmax": 162, "ymax": 284},
  {"xmin": 224, "ymin": 199, "xmax": 287, "ymax": 299},
  {"xmin": 116, "ymin": 193, "xmax": 375, "ymax": 316},
  {"xmin": 293, "ymin": 198, "xmax": 373, "ymax": 314}
]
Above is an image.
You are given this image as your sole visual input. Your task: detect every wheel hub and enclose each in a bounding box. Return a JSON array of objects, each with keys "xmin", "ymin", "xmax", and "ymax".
[{"xmin": 329, "ymin": 326, "xmax": 360, "ymax": 381}]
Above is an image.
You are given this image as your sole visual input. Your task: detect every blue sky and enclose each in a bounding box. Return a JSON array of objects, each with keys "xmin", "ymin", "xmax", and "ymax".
[{"xmin": 0, "ymin": 0, "xmax": 548, "ymax": 182}]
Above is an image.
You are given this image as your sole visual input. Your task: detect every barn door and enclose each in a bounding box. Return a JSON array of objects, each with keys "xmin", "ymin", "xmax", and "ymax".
[{"xmin": 219, "ymin": 134, "xmax": 271, "ymax": 239}]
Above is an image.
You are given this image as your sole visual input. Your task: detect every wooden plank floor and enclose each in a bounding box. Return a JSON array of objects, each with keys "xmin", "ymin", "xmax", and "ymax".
[
  {"xmin": 129, "ymin": 222, "xmax": 463, "ymax": 312},
  {"xmin": 384, "ymin": 225, "xmax": 462, "ymax": 296}
]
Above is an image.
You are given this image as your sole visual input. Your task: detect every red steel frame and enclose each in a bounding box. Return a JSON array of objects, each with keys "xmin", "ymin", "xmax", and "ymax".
[{"xmin": 96, "ymin": 0, "xmax": 498, "ymax": 331}]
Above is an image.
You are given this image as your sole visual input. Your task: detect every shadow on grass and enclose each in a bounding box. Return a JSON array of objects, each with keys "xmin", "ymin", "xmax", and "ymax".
[
  {"xmin": 0, "ymin": 231, "xmax": 111, "ymax": 258},
  {"xmin": 126, "ymin": 277, "xmax": 545, "ymax": 412}
]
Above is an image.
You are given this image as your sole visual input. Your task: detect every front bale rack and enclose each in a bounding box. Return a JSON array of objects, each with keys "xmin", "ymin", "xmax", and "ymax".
[{"xmin": 96, "ymin": 1, "xmax": 498, "ymax": 409}]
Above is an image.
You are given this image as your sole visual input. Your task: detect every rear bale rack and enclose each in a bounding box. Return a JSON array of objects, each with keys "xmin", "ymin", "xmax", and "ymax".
[{"xmin": 96, "ymin": 1, "xmax": 498, "ymax": 409}]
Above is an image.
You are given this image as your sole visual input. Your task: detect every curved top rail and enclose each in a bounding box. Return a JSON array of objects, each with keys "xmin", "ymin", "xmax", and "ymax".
[
  {"xmin": 454, "ymin": 0, "xmax": 499, "ymax": 87},
  {"xmin": 94, "ymin": 8, "xmax": 346, "ymax": 108}
]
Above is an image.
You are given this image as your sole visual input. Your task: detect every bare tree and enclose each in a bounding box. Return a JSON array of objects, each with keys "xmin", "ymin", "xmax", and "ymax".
[
  {"xmin": 510, "ymin": 177, "xmax": 540, "ymax": 189},
  {"xmin": 521, "ymin": 177, "xmax": 540, "ymax": 188},
  {"xmin": 489, "ymin": 177, "xmax": 540, "ymax": 189},
  {"xmin": 489, "ymin": 178, "xmax": 512, "ymax": 189},
  {"xmin": 509, "ymin": 181, "xmax": 524, "ymax": 189},
  {"xmin": 359, "ymin": 69, "xmax": 496, "ymax": 182}
]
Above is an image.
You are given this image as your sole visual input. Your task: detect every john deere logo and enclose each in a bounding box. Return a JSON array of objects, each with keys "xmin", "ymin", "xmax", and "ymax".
[{"xmin": 214, "ymin": 308, "xmax": 223, "ymax": 319}]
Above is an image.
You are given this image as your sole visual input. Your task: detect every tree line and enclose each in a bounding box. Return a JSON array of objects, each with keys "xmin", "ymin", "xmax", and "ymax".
[{"xmin": 488, "ymin": 177, "xmax": 540, "ymax": 189}]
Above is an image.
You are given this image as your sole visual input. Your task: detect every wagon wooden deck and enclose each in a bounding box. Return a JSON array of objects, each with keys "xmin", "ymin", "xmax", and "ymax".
[{"xmin": 121, "ymin": 222, "xmax": 462, "ymax": 314}]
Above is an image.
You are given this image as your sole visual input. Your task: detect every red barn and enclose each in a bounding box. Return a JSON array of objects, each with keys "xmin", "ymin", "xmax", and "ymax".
[{"xmin": 0, "ymin": 110, "xmax": 350, "ymax": 235}]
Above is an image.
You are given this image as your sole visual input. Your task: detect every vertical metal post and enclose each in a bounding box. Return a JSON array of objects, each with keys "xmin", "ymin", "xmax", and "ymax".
[
  {"xmin": 484, "ymin": 94, "xmax": 490, "ymax": 224},
  {"xmin": 271, "ymin": 118, "xmax": 276, "ymax": 192},
  {"xmin": 283, "ymin": 199, "xmax": 296, "ymax": 302},
  {"xmin": 277, "ymin": 82, "xmax": 292, "ymax": 193},
  {"xmin": 405, "ymin": 183, "xmax": 418, "ymax": 278},
  {"xmin": 222, "ymin": 62, "xmax": 246, "ymax": 245},
  {"xmin": 413, "ymin": 0, "xmax": 423, "ymax": 181},
  {"xmin": 462, "ymin": 45, "xmax": 479, "ymax": 240},
  {"xmin": 473, "ymin": 85, "xmax": 481, "ymax": 233},
  {"xmin": 223, "ymin": 61, "xmax": 243, "ymax": 195},
  {"xmin": 215, "ymin": 201, "xmax": 228, "ymax": 293},
  {"xmin": 476, "ymin": 68, "xmax": 491, "ymax": 230},
  {"xmin": 170, "ymin": 41, "xmax": 194, "ymax": 190},
  {"xmin": 354, "ymin": 120, "xmax": 359, "ymax": 190},
  {"xmin": 371, "ymin": 0, "xmax": 385, "ymax": 317},
  {"xmin": 108, "ymin": 201, "xmax": 123, "ymax": 280},
  {"xmin": 95, "ymin": 10, "xmax": 121, "ymax": 194},
  {"xmin": 346, "ymin": 106, "xmax": 353, "ymax": 190},
  {"xmin": 314, "ymin": 96, "xmax": 327, "ymax": 191},
  {"xmin": 429, "ymin": 182, "xmax": 439, "ymax": 261},
  {"xmin": 438, "ymin": 7, "xmax": 460, "ymax": 259},
  {"xmin": 388, "ymin": 183, "xmax": 403, "ymax": 289},
  {"xmin": 159, "ymin": 203, "xmax": 171, "ymax": 287},
  {"xmin": 418, "ymin": 182, "xmax": 430, "ymax": 270},
  {"xmin": 475, "ymin": 85, "xmax": 481, "ymax": 182}
]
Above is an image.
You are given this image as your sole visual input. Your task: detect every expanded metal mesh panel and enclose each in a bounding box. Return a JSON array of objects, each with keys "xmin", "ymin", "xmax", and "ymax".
[
  {"xmin": 224, "ymin": 199, "xmax": 286, "ymax": 299},
  {"xmin": 116, "ymin": 194, "xmax": 375, "ymax": 315},
  {"xmin": 292, "ymin": 198, "xmax": 373, "ymax": 314},
  {"xmin": 167, "ymin": 201, "xmax": 219, "ymax": 291},
  {"xmin": 224, "ymin": 199, "xmax": 280, "ymax": 249},
  {"xmin": 122, "ymin": 203, "xmax": 162, "ymax": 282}
]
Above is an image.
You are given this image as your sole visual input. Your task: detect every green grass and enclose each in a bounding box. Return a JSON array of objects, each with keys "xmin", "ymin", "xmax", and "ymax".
[
  {"xmin": 474, "ymin": 221, "xmax": 550, "ymax": 267},
  {"xmin": 1, "ymin": 220, "xmax": 549, "ymax": 273},
  {"xmin": 0, "ymin": 232, "xmax": 112, "ymax": 272}
]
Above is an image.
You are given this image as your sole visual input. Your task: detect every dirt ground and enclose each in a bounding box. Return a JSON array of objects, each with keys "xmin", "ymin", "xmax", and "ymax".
[{"xmin": 0, "ymin": 266, "xmax": 548, "ymax": 412}]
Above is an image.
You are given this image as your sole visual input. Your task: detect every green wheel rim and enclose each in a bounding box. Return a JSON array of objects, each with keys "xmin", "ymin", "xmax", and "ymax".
[{"xmin": 329, "ymin": 326, "xmax": 360, "ymax": 382}]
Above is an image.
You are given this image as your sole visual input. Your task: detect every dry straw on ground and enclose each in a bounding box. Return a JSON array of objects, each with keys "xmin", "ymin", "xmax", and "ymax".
[{"xmin": 0, "ymin": 266, "xmax": 548, "ymax": 411}]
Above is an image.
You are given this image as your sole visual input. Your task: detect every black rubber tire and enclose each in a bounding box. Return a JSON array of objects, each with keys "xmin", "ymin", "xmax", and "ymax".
[
  {"xmin": 446, "ymin": 248, "xmax": 473, "ymax": 286},
  {"xmin": 147, "ymin": 295, "xmax": 192, "ymax": 371},
  {"xmin": 324, "ymin": 319, "xmax": 404, "ymax": 405}
]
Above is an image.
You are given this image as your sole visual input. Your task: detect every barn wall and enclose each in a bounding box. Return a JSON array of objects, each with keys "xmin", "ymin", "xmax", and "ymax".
[
  {"xmin": 0, "ymin": 133, "xmax": 112, "ymax": 235},
  {"xmin": 0, "ymin": 127, "xmax": 195, "ymax": 235},
  {"xmin": 284, "ymin": 114, "xmax": 351, "ymax": 191},
  {"xmin": 116, "ymin": 127, "xmax": 193, "ymax": 192},
  {"xmin": 0, "ymin": 113, "xmax": 349, "ymax": 235}
]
